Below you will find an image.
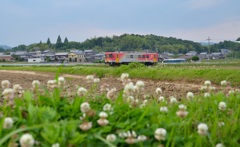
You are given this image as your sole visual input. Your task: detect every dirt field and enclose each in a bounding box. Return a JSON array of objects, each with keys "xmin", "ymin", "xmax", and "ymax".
[{"xmin": 0, "ymin": 70, "xmax": 215, "ymax": 99}]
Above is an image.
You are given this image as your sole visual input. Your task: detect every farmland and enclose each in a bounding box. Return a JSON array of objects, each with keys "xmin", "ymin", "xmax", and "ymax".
[{"xmin": 0, "ymin": 62, "xmax": 240, "ymax": 146}]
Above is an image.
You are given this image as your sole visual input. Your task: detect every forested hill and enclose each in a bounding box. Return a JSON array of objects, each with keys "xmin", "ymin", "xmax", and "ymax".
[
  {"xmin": 9, "ymin": 34, "xmax": 240, "ymax": 54},
  {"xmin": 80, "ymin": 34, "xmax": 205, "ymax": 54}
]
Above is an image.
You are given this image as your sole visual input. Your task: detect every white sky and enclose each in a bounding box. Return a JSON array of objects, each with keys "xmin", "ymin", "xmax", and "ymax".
[{"xmin": 0, "ymin": 0, "xmax": 240, "ymax": 47}]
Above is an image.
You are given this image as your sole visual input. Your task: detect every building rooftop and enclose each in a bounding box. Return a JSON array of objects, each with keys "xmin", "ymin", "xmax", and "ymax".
[{"xmin": 55, "ymin": 52, "xmax": 69, "ymax": 56}]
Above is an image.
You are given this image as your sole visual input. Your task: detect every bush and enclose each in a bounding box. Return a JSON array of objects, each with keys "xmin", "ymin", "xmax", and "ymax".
[{"xmin": 192, "ymin": 56, "xmax": 199, "ymax": 61}]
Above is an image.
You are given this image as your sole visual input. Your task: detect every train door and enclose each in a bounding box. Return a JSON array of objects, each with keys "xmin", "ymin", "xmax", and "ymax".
[
  {"xmin": 116, "ymin": 54, "xmax": 119, "ymax": 63},
  {"xmin": 105, "ymin": 53, "xmax": 108, "ymax": 63},
  {"xmin": 154, "ymin": 54, "xmax": 157, "ymax": 62}
]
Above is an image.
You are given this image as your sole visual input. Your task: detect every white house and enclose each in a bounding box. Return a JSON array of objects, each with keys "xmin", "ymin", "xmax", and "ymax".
[
  {"xmin": 28, "ymin": 58, "xmax": 44, "ymax": 63},
  {"xmin": 186, "ymin": 51, "xmax": 197, "ymax": 56}
]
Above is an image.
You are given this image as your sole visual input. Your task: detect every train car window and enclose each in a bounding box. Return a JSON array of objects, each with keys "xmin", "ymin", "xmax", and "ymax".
[
  {"xmin": 154, "ymin": 55, "xmax": 156, "ymax": 58},
  {"xmin": 146, "ymin": 55, "xmax": 149, "ymax": 58},
  {"xmin": 130, "ymin": 55, "xmax": 133, "ymax": 58},
  {"xmin": 116, "ymin": 54, "xmax": 118, "ymax": 58},
  {"xmin": 142, "ymin": 55, "xmax": 145, "ymax": 58},
  {"xmin": 109, "ymin": 54, "xmax": 113, "ymax": 58},
  {"xmin": 138, "ymin": 55, "xmax": 141, "ymax": 58}
]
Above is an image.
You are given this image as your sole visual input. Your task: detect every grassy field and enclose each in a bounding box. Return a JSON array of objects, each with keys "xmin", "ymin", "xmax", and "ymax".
[
  {"xmin": 0, "ymin": 70, "xmax": 239, "ymax": 146},
  {"xmin": 0, "ymin": 61, "xmax": 240, "ymax": 86},
  {"xmin": 1, "ymin": 61, "xmax": 240, "ymax": 146}
]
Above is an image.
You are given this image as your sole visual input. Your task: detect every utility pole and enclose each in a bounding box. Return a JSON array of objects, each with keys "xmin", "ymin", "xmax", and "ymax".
[
  {"xmin": 206, "ymin": 37, "xmax": 212, "ymax": 60},
  {"xmin": 206, "ymin": 37, "xmax": 212, "ymax": 54}
]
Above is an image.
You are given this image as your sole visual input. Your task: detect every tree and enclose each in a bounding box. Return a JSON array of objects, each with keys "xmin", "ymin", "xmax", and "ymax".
[
  {"xmin": 47, "ymin": 38, "xmax": 51, "ymax": 45},
  {"xmin": 0, "ymin": 47, "xmax": 4, "ymax": 52},
  {"xmin": 192, "ymin": 56, "xmax": 199, "ymax": 61},
  {"xmin": 55, "ymin": 35, "xmax": 63, "ymax": 49},
  {"xmin": 64, "ymin": 37, "xmax": 69, "ymax": 44}
]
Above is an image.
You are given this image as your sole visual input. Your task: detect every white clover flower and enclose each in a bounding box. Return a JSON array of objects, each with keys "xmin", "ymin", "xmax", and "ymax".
[
  {"xmin": 93, "ymin": 78, "xmax": 100, "ymax": 83},
  {"xmin": 136, "ymin": 80, "xmax": 144, "ymax": 88},
  {"xmin": 131, "ymin": 130, "xmax": 137, "ymax": 137},
  {"xmin": 13, "ymin": 84, "xmax": 22, "ymax": 92},
  {"xmin": 127, "ymin": 96, "xmax": 134, "ymax": 102},
  {"xmin": 176, "ymin": 110, "xmax": 188, "ymax": 118},
  {"xmin": 133, "ymin": 85, "xmax": 138, "ymax": 92},
  {"xmin": 100, "ymin": 83, "xmax": 110, "ymax": 92},
  {"xmin": 170, "ymin": 96, "xmax": 178, "ymax": 104},
  {"xmin": 235, "ymin": 89, "xmax": 240, "ymax": 92},
  {"xmin": 79, "ymin": 122, "xmax": 92, "ymax": 131},
  {"xmin": 124, "ymin": 82, "xmax": 135, "ymax": 95},
  {"xmin": 47, "ymin": 80, "xmax": 58, "ymax": 89},
  {"xmin": 106, "ymin": 134, "xmax": 117, "ymax": 142},
  {"xmin": 124, "ymin": 130, "xmax": 138, "ymax": 144},
  {"xmin": 80, "ymin": 102, "xmax": 91, "ymax": 113},
  {"xmin": 106, "ymin": 88, "xmax": 117, "ymax": 99},
  {"xmin": 137, "ymin": 135, "xmax": 147, "ymax": 141},
  {"xmin": 154, "ymin": 128, "xmax": 167, "ymax": 141},
  {"xmin": 99, "ymin": 112, "xmax": 108, "ymax": 118},
  {"xmin": 220, "ymin": 80, "xmax": 227, "ymax": 86},
  {"xmin": 218, "ymin": 102, "xmax": 227, "ymax": 111},
  {"xmin": 204, "ymin": 80, "xmax": 211, "ymax": 86},
  {"xmin": 200, "ymin": 86, "xmax": 207, "ymax": 91},
  {"xmin": 1, "ymin": 80, "xmax": 10, "ymax": 89},
  {"xmin": 186, "ymin": 92, "xmax": 194, "ymax": 99},
  {"xmin": 228, "ymin": 90, "xmax": 235, "ymax": 95},
  {"xmin": 103, "ymin": 103, "xmax": 113, "ymax": 111},
  {"xmin": 86, "ymin": 75, "xmax": 94, "ymax": 81},
  {"xmin": 143, "ymin": 99, "xmax": 148, "ymax": 105},
  {"xmin": 58, "ymin": 77, "xmax": 65, "ymax": 82},
  {"xmin": 2, "ymin": 88, "xmax": 14, "ymax": 100},
  {"xmin": 209, "ymin": 86, "xmax": 216, "ymax": 91},
  {"xmin": 218, "ymin": 122, "xmax": 225, "ymax": 127},
  {"xmin": 176, "ymin": 105, "xmax": 188, "ymax": 118},
  {"xmin": 178, "ymin": 104, "xmax": 187, "ymax": 110},
  {"xmin": 13, "ymin": 84, "xmax": 24, "ymax": 97},
  {"xmin": 3, "ymin": 117, "xmax": 14, "ymax": 129},
  {"xmin": 125, "ymin": 136, "xmax": 137, "ymax": 144},
  {"xmin": 160, "ymin": 106, "xmax": 168, "ymax": 113},
  {"xmin": 52, "ymin": 143, "xmax": 60, "ymax": 147},
  {"xmin": 158, "ymin": 96, "xmax": 165, "ymax": 102},
  {"xmin": 98, "ymin": 112, "xmax": 109, "ymax": 126},
  {"xmin": 215, "ymin": 143, "xmax": 224, "ymax": 147},
  {"xmin": 204, "ymin": 92, "xmax": 210, "ymax": 98},
  {"xmin": 97, "ymin": 118, "xmax": 109, "ymax": 126},
  {"xmin": 197, "ymin": 123, "xmax": 208, "ymax": 136},
  {"xmin": 118, "ymin": 132, "xmax": 128, "ymax": 138},
  {"xmin": 120, "ymin": 73, "xmax": 129, "ymax": 81},
  {"xmin": 20, "ymin": 133, "xmax": 34, "ymax": 147},
  {"xmin": 77, "ymin": 87, "xmax": 87, "ymax": 96},
  {"xmin": 156, "ymin": 87, "xmax": 162, "ymax": 95},
  {"xmin": 58, "ymin": 77, "xmax": 65, "ymax": 86},
  {"xmin": 32, "ymin": 80, "xmax": 40, "ymax": 89}
]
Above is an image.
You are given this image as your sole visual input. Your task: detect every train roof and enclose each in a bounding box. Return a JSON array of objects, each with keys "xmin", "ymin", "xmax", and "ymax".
[
  {"xmin": 163, "ymin": 58, "xmax": 186, "ymax": 60},
  {"xmin": 105, "ymin": 51, "xmax": 157, "ymax": 53}
]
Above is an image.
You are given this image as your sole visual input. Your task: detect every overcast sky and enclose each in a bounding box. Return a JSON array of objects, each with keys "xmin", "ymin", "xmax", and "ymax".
[{"xmin": 1, "ymin": 0, "xmax": 240, "ymax": 47}]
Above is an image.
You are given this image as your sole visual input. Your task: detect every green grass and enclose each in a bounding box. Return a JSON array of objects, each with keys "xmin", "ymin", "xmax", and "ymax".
[
  {"xmin": 0, "ymin": 80, "xmax": 240, "ymax": 146},
  {"xmin": 1, "ymin": 62, "xmax": 240, "ymax": 86}
]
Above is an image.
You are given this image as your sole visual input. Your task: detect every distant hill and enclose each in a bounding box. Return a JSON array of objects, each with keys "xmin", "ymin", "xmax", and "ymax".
[
  {"xmin": 12, "ymin": 34, "xmax": 207, "ymax": 54},
  {"xmin": 0, "ymin": 45, "xmax": 11, "ymax": 49},
  {"xmin": 10, "ymin": 34, "xmax": 240, "ymax": 53}
]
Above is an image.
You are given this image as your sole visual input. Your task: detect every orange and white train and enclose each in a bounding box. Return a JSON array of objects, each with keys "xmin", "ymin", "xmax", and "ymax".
[{"xmin": 105, "ymin": 51, "xmax": 158, "ymax": 65}]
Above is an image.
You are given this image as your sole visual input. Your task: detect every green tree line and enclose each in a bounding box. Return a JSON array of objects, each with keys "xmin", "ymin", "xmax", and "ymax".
[{"xmin": 5, "ymin": 34, "xmax": 240, "ymax": 54}]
